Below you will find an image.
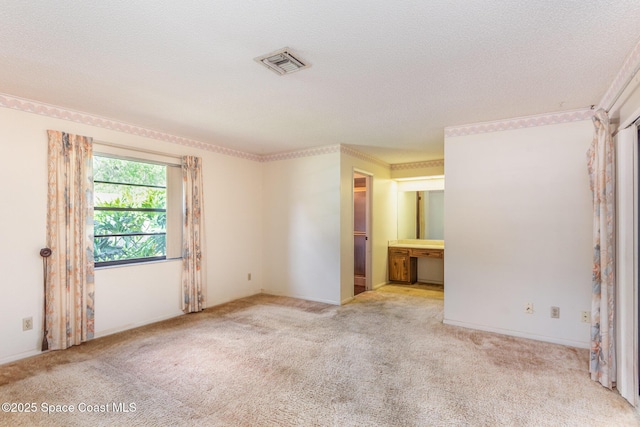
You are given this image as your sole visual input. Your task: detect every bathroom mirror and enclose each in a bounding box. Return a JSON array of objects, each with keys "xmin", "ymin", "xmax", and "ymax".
[{"xmin": 397, "ymin": 177, "xmax": 444, "ymax": 240}]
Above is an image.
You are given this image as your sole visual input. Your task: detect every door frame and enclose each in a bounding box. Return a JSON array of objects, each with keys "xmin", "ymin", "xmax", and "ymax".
[
  {"xmin": 353, "ymin": 169, "xmax": 373, "ymax": 292},
  {"xmin": 616, "ymin": 122, "xmax": 639, "ymax": 406}
]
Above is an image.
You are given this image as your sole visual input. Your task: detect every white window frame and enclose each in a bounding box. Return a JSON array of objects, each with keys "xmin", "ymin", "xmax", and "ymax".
[{"xmin": 93, "ymin": 142, "xmax": 182, "ymax": 268}]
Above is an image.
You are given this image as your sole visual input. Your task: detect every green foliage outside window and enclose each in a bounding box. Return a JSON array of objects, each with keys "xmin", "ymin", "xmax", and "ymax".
[
  {"xmin": 94, "ymin": 156, "xmax": 166, "ymax": 186},
  {"xmin": 93, "ymin": 156, "xmax": 168, "ymax": 265}
]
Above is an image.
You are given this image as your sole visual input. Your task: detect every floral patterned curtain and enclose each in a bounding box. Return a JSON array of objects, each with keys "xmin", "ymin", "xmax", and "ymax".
[
  {"xmin": 45, "ymin": 130, "xmax": 95, "ymax": 350},
  {"xmin": 586, "ymin": 109, "xmax": 616, "ymax": 388},
  {"xmin": 182, "ymin": 156, "xmax": 205, "ymax": 313}
]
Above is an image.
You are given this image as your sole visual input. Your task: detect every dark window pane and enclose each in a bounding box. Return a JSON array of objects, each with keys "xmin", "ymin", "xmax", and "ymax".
[
  {"xmin": 95, "ymin": 183, "xmax": 166, "ymax": 209},
  {"xmin": 93, "ymin": 156, "xmax": 166, "ymax": 187},
  {"xmin": 94, "ymin": 210, "xmax": 166, "ymax": 235},
  {"xmin": 94, "ymin": 234, "xmax": 167, "ymax": 263}
]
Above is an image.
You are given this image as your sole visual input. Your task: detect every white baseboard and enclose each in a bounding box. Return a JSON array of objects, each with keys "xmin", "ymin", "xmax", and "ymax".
[
  {"xmin": 373, "ymin": 281, "xmax": 388, "ymax": 290},
  {"xmin": 417, "ymin": 279, "xmax": 444, "ymax": 285},
  {"xmin": 443, "ymin": 318, "xmax": 589, "ymax": 349},
  {"xmin": 1, "ymin": 311, "xmax": 186, "ymax": 365},
  {"xmin": 260, "ymin": 289, "xmax": 340, "ymax": 305},
  {"xmin": 341, "ymin": 296, "xmax": 355, "ymax": 305},
  {"xmin": 0, "ymin": 349, "xmax": 42, "ymax": 366},
  {"xmin": 94, "ymin": 311, "xmax": 184, "ymax": 339}
]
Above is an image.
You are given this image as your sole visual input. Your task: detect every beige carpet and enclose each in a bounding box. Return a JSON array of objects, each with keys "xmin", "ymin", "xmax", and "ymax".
[{"xmin": 1, "ymin": 284, "xmax": 638, "ymax": 426}]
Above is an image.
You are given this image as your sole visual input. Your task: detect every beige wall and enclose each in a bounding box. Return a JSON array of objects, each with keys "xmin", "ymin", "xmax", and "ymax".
[
  {"xmin": 262, "ymin": 151, "xmax": 342, "ymax": 304},
  {"xmin": 0, "ymin": 107, "xmax": 263, "ymax": 364},
  {"xmin": 340, "ymin": 152, "xmax": 397, "ymax": 303},
  {"xmin": 0, "ymin": 101, "xmax": 400, "ymax": 364},
  {"xmin": 444, "ymin": 120, "xmax": 593, "ymax": 347},
  {"xmin": 0, "ymin": 97, "xmax": 599, "ymax": 364},
  {"xmin": 260, "ymin": 148, "xmax": 399, "ymax": 305}
]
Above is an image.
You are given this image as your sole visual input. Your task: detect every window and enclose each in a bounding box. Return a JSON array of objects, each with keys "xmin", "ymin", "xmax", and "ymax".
[
  {"xmin": 93, "ymin": 155, "xmax": 168, "ymax": 266},
  {"xmin": 92, "ymin": 145, "xmax": 183, "ymax": 268}
]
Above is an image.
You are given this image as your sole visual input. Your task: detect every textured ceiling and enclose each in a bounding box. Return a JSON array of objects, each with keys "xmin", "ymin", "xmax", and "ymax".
[{"xmin": 1, "ymin": 1, "xmax": 639, "ymax": 163}]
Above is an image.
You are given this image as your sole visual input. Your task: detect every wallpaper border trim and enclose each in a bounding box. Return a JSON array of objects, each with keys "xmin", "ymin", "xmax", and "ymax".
[
  {"xmin": 0, "ymin": 94, "xmax": 262, "ymax": 161},
  {"xmin": 260, "ymin": 145, "xmax": 341, "ymax": 162},
  {"xmin": 390, "ymin": 159, "xmax": 444, "ymax": 170},
  {"xmin": 599, "ymin": 37, "xmax": 640, "ymax": 111},
  {"xmin": 0, "ymin": 93, "xmax": 391, "ymax": 167},
  {"xmin": 444, "ymin": 108, "xmax": 594, "ymax": 138},
  {"xmin": 340, "ymin": 145, "xmax": 390, "ymax": 168}
]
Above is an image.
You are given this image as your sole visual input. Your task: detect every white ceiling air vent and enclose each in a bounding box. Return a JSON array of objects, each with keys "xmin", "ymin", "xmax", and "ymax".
[{"xmin": 254, "ymin": 48, "xmax": 310, "ymax": 76}]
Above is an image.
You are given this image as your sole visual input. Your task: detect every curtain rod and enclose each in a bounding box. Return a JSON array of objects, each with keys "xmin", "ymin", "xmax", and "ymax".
[{"xmin": 93, "ymin": 140, "xmax": 183, "ymax": 163}]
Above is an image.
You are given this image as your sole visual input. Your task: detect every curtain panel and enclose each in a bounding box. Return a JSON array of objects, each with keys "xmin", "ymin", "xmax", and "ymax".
[
  {"xmin": 586, "ymin": 109, "xmax": 616, "ymax": 388},
  {"xmin": 45, "ymin": 130, "xmax": 95, "ymax": 350},
  {"xmin": 182, "ymin": 156, "xmax": 206, "ymax": 313}
]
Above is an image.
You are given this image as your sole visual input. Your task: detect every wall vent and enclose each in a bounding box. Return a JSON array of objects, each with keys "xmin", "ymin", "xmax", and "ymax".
[{"xmin": 254, "ymin": 47, "xmax": 310, "ymax": 76}]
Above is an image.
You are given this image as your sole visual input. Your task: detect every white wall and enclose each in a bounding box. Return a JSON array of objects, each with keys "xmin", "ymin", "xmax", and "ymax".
[
  {"xmin": 260, "ymin": 148, "xmax": 398, "ymax": 305},
  {"xmin": 262, "ymin": 151, "xmax": 342, "ymax": 304},
  {"xmin": 417, "ymin": 258, "xmax": 444, "ymax": 285},
  {"xmin": 204, "ymin": 153, "xmax": 263, "ymax": 305},
  {"xmin": 0, "ymin": 106, "xmax": 263, "ymax": 364},
  {"xmin": 444, "ymin": 120, "xmax": 594, "ymax": 348},
  {"xmin": 0, "ymin": 102, "xmax": 397, "ymax": 363},
  {"xmin": 340, "ymin": 152, "xmax": 396, "ymax": 303},
  {"xmin": 94, "ymin": 260, "xmax": 182, "ymax": 336}
]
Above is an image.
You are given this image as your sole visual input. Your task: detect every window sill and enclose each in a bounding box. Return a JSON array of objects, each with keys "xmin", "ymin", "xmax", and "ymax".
[{"xmin": 94, "ymin": 257, "xmax": 182, "ymax": 270}]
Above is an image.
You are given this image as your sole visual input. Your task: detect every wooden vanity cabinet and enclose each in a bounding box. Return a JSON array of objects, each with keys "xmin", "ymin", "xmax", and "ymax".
[
  {"xmin": 388, "ymin": 245, "xmax": 444, "ymax": 284},
  {"xmin": 388, "ymin": 248, "xmax": 417, "ymax": 284}
]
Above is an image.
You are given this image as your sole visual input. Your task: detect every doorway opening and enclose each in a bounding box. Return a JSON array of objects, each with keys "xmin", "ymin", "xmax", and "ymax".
[{"xmin": 354, "ymin": 172, "xmax": 371, "ymax": 295}]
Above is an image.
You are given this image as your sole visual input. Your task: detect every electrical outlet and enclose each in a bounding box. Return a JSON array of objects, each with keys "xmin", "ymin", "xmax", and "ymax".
[
  {"xmin": 581, "ymin": 311, "xmax": 591, "ymax": 323},
  {"xmin": 550, "ymin": 306, "xmax": 560, "ymax": 318},
  {"xmin": 525, "ymin": 303, "xmax": 534, "ymax": 314},
  {"xmin": 248, "ymin": 273, "xmax": 252, "ymax": 281},
  {"xmin": 22, "ymin": 317, "xmax": 33, "ymax": 331}
]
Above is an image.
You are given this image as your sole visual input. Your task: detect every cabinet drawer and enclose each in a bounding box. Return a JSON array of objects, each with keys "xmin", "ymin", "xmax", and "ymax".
[
  {"xmin": 411, "ymin": 248, "xmax": 443, "ymax": 259},
  {"xmin": 389, "ymin": 247, "xmax": 410, "ymax": 256}
]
